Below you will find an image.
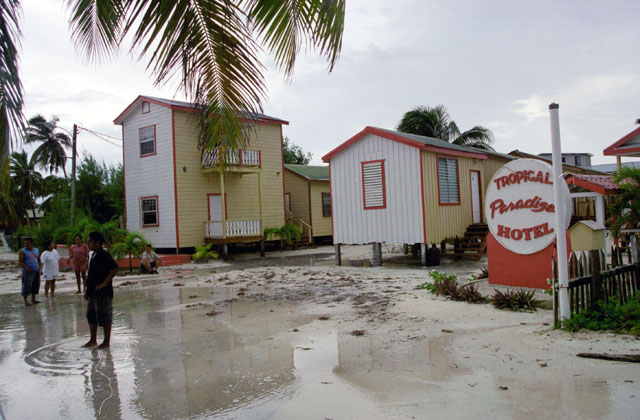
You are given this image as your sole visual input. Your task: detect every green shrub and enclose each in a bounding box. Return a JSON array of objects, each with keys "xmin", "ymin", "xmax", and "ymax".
[
  {"xmin": 191, "ymin": 244, "xmax": 219, "ymax": 261},
  {"xmin": 490, "ymin": 289, "xmax": 541, "ymax": 311},
  {"xmin": 563, "ymin": 296, "xmax": 640, "ymax": 335},
  {"xmin": 423, "ymin": 270, "xmax": 488, "ymax": 304}
]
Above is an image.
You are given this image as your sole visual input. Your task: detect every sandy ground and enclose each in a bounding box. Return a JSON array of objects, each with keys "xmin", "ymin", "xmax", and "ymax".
[{"xmin": 0, "ymin": 246, "xmax": 638, "ymax": 419}]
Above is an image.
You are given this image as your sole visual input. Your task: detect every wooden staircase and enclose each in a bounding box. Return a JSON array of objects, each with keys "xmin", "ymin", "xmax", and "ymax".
[{"xmin": 454, "ymin": 223, "xmax": 489, "ymax": 261}]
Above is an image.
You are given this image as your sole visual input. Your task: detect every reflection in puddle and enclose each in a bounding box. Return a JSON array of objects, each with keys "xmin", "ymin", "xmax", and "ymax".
[{"xmin": 0, "ymin": 285, "xmax": 637, "ymax": 419}]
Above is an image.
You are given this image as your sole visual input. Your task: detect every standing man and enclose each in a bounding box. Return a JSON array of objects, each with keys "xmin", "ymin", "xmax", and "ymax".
[
  {"xmin": 19, "ymin": 237, "xmax": 42, "ymax": 306},
  {"xmin": 82, "ymin": 232, "xmax": 119, "ymax": 349}
]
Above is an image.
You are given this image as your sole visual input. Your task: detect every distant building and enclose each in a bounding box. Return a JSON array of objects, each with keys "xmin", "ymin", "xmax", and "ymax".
[
  {"xmin": 537, "ymin": 152, "xmax": 592, "ymax": 168},
  {"xmin": 587, "ymin": 161, "xmax": 640, "ymax": 174},
  {"xmin": 603, "ymin": 126, "xmax": 640, "ymax": 170}
]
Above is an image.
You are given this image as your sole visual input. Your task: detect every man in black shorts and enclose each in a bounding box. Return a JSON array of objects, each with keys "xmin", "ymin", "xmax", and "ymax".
[{"xmin": 82, "ymin": 232, "xmax": 119, "ymax": 349}]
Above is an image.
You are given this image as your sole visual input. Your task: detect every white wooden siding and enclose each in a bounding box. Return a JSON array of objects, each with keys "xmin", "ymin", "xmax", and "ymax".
[
  {"xmin": 122, "ymin": 103, "xmax": 177, "ymax": 248},
  {"xmin": 330, "ymin": 134, "xmax": 423, "ymax": 244}
]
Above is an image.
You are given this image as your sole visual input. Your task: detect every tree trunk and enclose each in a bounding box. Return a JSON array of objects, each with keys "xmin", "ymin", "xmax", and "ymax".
[
  {"xmin": 129, "ymin": 252, "xmax": 133, "ymax": 273},
  {"xmin": 577, "ymin": 353, "xmax": 640, "ymax": 363}
]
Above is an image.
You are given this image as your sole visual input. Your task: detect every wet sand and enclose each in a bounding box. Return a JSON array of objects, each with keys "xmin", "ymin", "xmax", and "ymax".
[{"xmin": 0, "ymin": 247, "xmax": 639, "ymax": 419}]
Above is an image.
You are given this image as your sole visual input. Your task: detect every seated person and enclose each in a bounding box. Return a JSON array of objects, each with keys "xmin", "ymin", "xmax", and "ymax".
[{"xmin": 140, "ymin": 245, "xmax": 163, "ymax": 274}]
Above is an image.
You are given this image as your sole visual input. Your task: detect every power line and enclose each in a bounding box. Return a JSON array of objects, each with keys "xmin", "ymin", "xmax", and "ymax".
[{"xmin": 78, "ymin": 126, "xmax": 122, "ymax": 148}]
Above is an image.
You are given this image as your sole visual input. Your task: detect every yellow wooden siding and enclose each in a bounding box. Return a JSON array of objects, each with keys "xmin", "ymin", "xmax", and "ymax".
[
  {"xmin": 284, "ymin": 170, "xmax": 310, "ymax": 224},
  {"xmin": 309, "ymin": 181, "xmax": 332, "ymax": 237},
  {"xmin": 422, "ymin": 152, "xmax": 509, "ymax": 243},
  {"xmin": 173, "ymin": 110, "xmax": 285, "ymax": 247}
]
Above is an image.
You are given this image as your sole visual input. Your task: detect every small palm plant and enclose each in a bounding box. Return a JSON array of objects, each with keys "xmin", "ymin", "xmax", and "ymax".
[
  {"xmin": 192, "ymin": 243, "xmax": 219, "ymax": 262},
  {"xmin": 110, "ymin": 232, "xmax": 149, "ymax": 273}
]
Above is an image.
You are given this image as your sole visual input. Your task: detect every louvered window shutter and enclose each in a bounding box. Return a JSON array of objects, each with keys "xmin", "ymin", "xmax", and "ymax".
[
  {"xmin": 438, "ymin": 158, "xmax": 459, "ymax": 204},
  {"xmin": 362, "ymin": 160, "xmax": 385, "ymax": 209}
]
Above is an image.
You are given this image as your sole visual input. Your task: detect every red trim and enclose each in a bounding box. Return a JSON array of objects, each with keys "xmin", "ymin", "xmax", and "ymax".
[
  {"xmin": 141, "ymin": 195, "xmax": 159, "ymax": 227},
  {"xmin": 114, "ymin": 95, "xmax": 289, "ymax": 125},
  {"xmin": 322, "ymin": 126, "xmax": 488, "ymax": 162},
  {"xmin": 469, "ymin": 170, "xmax": 483, "ymax": 223},
  {"xmin": 603, "ymin": 126, "xmax": 640, "ymax": 156},
  {"xmin": 171, "ymin": 111, "xmax": 180, "ymax": 249},
  {"xmin": 419, "ymin": 151, "xmax": 427, "ymax": 243},
  {"xmin": 361, "ymin": 159, "xmax": 387, "ymax": 210},
  {"xmin": 281, "ymin": 125, "xmax": 287, "ymax": 223},
  {"xmin": 329, "ymin": 162, "xmax": 335, "ymax": 241},
  {"xmin": 259, "ymin": 150, "xmax": 262, "ymax": 168},
  {"xmin": 206, "ymin": 193, "xmax": 228, "ymax": 219},
  {"xmin": 436, "ymin": 156, "xmax": 460, "ymax": 206},
  {"xmin": 139, "ymin": 124, "xmax": 157, "ymax": 158},
  {"xmin": 122, "ymin": 124, "xmax": 127, "ymax": 228},
  {"xmin": 565, "ymin": 175, "xmax": 617, "ymax": 195},
  {"xmin": 141, "ymin": 101, "xmax": 150, "ymax": 114}
]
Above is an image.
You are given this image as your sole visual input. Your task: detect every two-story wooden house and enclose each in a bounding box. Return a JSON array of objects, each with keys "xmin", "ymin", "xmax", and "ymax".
[{"xmin": 114, "ymin": 96, "xmax": 288, "ymax": 253}]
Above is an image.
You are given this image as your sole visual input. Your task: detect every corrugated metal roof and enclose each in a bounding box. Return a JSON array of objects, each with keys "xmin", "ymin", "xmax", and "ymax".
[
  {"xmin": 144, "ymin": 96, "xmax": 288, "ymax": 124},
  {"xmin": 284, "ymin": 164, "xmax": 329, "ymax": 181}
]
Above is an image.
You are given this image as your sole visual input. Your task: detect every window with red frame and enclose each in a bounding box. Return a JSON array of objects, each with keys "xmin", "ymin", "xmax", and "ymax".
[
  {"xmin": 362, "ymin": 160, "xmax": 385, "ymax": 209},
  {"xmin": 437, "ymin": 157, "xmax": 459, "ymax": 204},
  {"xmin": 141, "ymin": 197, "xmax": 158, "ymax": 226},
  {"xmin": 139, "ymin": 126, "xmax": 155, "ymax": 156},
  {"xmin": 142, "ymin": 101, "xmax": 150, "ymax": 113}
]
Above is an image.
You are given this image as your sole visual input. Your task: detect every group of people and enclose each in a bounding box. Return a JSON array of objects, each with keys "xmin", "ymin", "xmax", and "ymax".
[{"xmin": 19, "ymin": 234, "xmax": 163, "ymax": 349}]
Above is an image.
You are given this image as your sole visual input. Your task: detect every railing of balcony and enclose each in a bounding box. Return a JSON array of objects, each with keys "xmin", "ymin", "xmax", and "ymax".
[
  {"xmin": 206, "ymin": 220, "xmax": 262, "ymax": 239},
  {"xmin": 201, "ymin": 148, "xmax": 261, "ymax": 168}
]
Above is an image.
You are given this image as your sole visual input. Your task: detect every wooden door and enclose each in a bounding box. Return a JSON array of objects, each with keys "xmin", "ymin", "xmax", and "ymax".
[{"xmin": 470, "ymin": 171, "xmax": 482, "ymax": 223}]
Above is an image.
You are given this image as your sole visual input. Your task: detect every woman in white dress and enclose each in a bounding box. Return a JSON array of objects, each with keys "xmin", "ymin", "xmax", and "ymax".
[{"xmin": 41, "ymin": 241, "xmax": 60, "ymax": 298}]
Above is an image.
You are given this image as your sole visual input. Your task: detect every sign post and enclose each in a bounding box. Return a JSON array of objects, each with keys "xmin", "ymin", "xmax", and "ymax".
[{"xmin": 549, "ymin": 103, "xmax": 570, "ymax": 320}]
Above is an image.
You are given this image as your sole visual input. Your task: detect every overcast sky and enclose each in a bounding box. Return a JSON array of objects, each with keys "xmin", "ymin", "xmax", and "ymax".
[{"xmin": 19, "ymin": 0, "xmax": 640, "ymax": 169}]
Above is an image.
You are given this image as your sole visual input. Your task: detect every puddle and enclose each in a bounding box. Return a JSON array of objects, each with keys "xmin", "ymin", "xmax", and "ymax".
[{"xmin": 0, "ymin": 282, "xmax": 638, "ymax": 419}]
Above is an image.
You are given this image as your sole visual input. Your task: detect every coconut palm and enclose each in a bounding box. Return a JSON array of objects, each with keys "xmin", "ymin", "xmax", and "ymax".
[
  {"xmin": 0, "ymin": 0, "xmax": 345, "ymax": 162},
  {"xmin": 25, "ymin": 115, "xmax": 71, "ymax": 178},
  {"xmin": 9, "ymin": 150, "xmax": 43, "ymax": 225},
  {"xmin": 397, "ymin": 105, "xmax": 495, "ymax": 151}
]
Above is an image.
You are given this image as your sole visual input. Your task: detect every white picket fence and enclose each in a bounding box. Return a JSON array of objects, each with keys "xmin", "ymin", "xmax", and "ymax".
[
  {"xmin": 206, "ymin": 220, "xmax": 262, "ymax": 239},
  {"xmin": 201, "ymin": 149, "xmax": 261, "ymax": 168}
]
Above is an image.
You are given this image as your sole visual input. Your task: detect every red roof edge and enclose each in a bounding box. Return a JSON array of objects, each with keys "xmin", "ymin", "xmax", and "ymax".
[
  {"xmin": 565, "ymin": 175, "xmax": 618, "ymax": 195},
  {"xmin": 603, "ymin": 126, "xmax": 640, "ymax": 156},
  {"xmin": 321, "ymin": 126, "xmax": 487, "ymax": 162},
  {"xmin": 114, "ymin": 95, "xmax": 289, "ymax": 126}
]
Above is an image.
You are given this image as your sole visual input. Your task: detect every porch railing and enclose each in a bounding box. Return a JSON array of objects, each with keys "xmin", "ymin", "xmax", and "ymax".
[
  {"xmin": 201, "ymin": 148, "xmax": 261, "ymax": 168},
  {"xmin": 206, "ymin": 220, "xmax": 262, "ymax": 239}
]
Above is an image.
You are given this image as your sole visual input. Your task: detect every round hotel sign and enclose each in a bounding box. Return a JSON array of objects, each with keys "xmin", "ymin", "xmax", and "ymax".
[{"xmin": 485, "ymin": 158, "xmax": 572, "ymax": 255}]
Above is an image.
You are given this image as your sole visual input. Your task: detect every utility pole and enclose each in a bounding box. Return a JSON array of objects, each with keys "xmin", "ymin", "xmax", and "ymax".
[{"xmin": 70, "ymin": 124, "xmax": 78, "ymax": 227}]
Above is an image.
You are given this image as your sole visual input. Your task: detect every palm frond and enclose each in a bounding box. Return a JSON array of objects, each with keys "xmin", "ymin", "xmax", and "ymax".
[
  {"xmin": 246, "ymin": 0, "xmax": 345, "ymax": 75},
  {"xmin": 66, "ymin": 0, "xmax": 126, "ymax": 62},
  {"xmin": 453, "ymin": 125, "xmax": 494, "ymax": 151},
  {"xmin": 0, "ymin": 0, "xmax": 25, "ymax": 154},
  {"xmin": 67, "ymin": 0, "xmax": 344, "ymax": 159}
]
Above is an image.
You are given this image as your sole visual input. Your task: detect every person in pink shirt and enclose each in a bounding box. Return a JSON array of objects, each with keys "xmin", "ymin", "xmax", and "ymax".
[{"xmin": 68, "ymin": 234, "xmax": 89, "ymax": 294}]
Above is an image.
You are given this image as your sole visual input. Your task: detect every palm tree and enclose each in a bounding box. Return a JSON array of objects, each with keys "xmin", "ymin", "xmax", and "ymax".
[
  {"xmin": 1, "ymin": 1, "xmax": 345, "ymax": 162},
  {"xmin": 9, "ymin": 150, "xmax": 43, "ymax": 225},
  {"xmin": 110, "ymin": 232, "xmax": 148, "ymax": 273},
  {"xmin": 397, "ymin": 105, "xmax": 495, "ymax": 151},
  {"xmin": 608, "ymin": 166, "xmax": 640, "ymax": 236},
  {"xmin": 25, "ymin": 115, "xmax": 71, "ymax": 178}
]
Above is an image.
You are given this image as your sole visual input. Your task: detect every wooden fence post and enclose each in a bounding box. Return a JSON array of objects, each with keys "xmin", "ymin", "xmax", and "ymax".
[{"xmin": 590, "ymin": 249, "xmax": 603, "ymax": 306}]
